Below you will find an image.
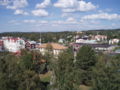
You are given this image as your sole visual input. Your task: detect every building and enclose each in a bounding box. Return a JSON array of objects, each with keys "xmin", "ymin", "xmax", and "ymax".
[
  {"xmin": 39, "ymin": 43, "xmax": 67, "ymax": 56},
  {"xmin": 25, "ymin": 41, "xmax": 37, "ymax": 50},
  {"xmin": 0, "ymin": 40, "xmax": 4, "ymax": 51},
  {"xmin": 76, "ymin": 39, "xmax": 97, "ymax": 44},
  {"xmin": 58, "ymin": 38, "xmax": 65, "ymax": 43},
  {"xmin": 109, "ymin": 39, "xmax": 119, "ymax": 44},
  {"xmin": 73, "ymin": 43, "xmax": 116, "ymax": 52},
  {"xmin": 92, "ymin": 35, "xmax": 107, "ymax": 41},
  {"xmin": 3, "ymin": 37, "xmax": 25, "ymax": 53}
]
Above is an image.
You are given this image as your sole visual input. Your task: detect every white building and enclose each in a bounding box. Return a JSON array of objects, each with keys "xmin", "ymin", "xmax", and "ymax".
[
  {"xmin": 3, "ymin": 37, "xmax": 25, "ymax": 53},
  {"xmin": 109, "ymin": 39, "xmax": 119, "ymax": 44},
  {"xmin": 76, "ymin": 38, "xmax": 97, "ymax": 44},
  {"xmin": 93, "ymin": 35, "xmax": 107, "ymax": 41},
  {"xmin": 39, "ymin": 43, "xmax": 67, "ymax": 56}
]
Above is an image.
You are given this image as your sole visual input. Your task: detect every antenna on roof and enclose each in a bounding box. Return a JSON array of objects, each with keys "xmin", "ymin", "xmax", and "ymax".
[{"xmin": 39, "ymin": 31, "xmax": 41, "ymax": 44}]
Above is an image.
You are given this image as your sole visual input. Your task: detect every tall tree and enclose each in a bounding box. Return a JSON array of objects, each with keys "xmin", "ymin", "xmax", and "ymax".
[
  {"xmin": 92, "ymin": 54, "xmax": 120, "ymax": 90},
  {"xmin": 75, "ymin": 45, "xmax": 97, "ymax": 85},
  {"xmin": 50, "ymin": 49, "xmax": 77, "ymax": 90}
]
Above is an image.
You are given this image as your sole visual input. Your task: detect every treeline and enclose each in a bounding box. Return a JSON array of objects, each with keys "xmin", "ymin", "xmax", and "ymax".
[
  {"xmin": 0, "ymin": 31, "xmax": 75, "ymax": 43},
  {"xmin": 0, "ymin": 46, "xmax": 120, "ymax": 90},
  {"xmin": 84, "ymin": 29, "xmax": 120, "ymax": 39},
  {"xmin": 1, "ymin": 29, "xmax": 120, "ymax": 42}
]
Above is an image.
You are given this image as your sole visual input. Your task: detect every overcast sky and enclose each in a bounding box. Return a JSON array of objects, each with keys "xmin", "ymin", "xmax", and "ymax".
[{"xmin": 0, "ymin": 0, "xmax": 120, "ymax": 32}]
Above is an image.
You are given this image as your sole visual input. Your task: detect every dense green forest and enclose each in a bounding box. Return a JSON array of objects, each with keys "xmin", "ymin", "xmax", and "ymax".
[{"xmin": 0, "ymin": 45, "xmax": 120, "ymax": 90}]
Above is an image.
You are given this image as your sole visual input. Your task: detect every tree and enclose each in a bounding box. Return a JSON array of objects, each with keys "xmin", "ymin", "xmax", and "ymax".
[
  {"xmin": 17, "ymin": 70, "xmax": 45, "ymax": 90},
  {"xmin": 75, "ymin": 45, "xmax": 97, "ymax": 85},
  {"xmin": 20, "ymin": 51, "xmax": 33, "ymax": 70},
  {"xmin": 92, "ymin": 55, "xmax": 120, "ymax": 90},
  {"xmin": 0, "ymin": 52, "xmax": 46, "ymax": 90},
  {"xmin": 50, "ymin": 49, "xmax": 77, "ymax": 90}
]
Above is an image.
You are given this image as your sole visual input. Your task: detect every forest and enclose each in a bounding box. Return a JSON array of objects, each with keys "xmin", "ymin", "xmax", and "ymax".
[{"xmin": 0, "ymin": 45, "xmax": 120, "ymax": 90}]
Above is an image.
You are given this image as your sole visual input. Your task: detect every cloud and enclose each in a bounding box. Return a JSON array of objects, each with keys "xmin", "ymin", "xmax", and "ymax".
[
  {"xmin": 54, "ymin": 0, "xmax": 97, "ymax": 12},
  {"xmin": 23, "ymin": 20, "xmax": 48, "ymax": 24},
  {"xmin": 82, "ymin": 13, "xmax": 120, "ymax": 20},
  {"xmin": 6, "ymin": 0, "xmax": 28, "ymax": 9},
  {"xmin": 14, "ymin": 9, "xmax": 29, "ymax": 15},
  {"xmin": 66, "ymin": 17, "xmax": 75, "ymax": 21},
  {"xmin": 0, "ymin": 0, "xmax": 11, "ymax": 5},
  {"xmin": 23, "ymin": 19, "xmax": 36, "ymax": 23},
  {"xmin": 36, "ymin": 0, "xmax": 51, "ymax": 8},
  {"xmin": 32, "ymin": 9, "xmax": 48, "ymax": 16}
]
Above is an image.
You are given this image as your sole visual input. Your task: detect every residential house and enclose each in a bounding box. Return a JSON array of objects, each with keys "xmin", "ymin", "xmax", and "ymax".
[
  {"xmin": 3, "ymin": 37, "xmax": 25, "ymax": 53},
  {"xmin": 25, "ymin": 41, "xmax": 37, "ymax": 50},
  {"xmin": 92, "ymin": 35, "xmax": 107, "ymax": 41},
  {"xmin": 0, "ymin": 40, "xmax": 4, "ymax": 51},
  {"xmin": 109, "ymin": 39, "xmax": 119, "ymax": 44},
  {"xmin": 39, "ymin": 43, "xmax": 67, "ymax": 56},
  {"xmin": 73, "ymin": 43, "xmax": 116, "ymax": 52}
]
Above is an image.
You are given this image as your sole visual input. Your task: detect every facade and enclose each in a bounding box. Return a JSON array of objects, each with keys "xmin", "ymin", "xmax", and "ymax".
[
  {"xmin": 109, "ymin": 39, "xmax": 119, "ymax": 44},
  {"xmin": 0, "ymin": 40, "xmax": 4, "ymax": 51},
  {"xmin": 92, "ymin": 35, "xmax": 107, "ymax": 41},
  {"xmin": 25, "ymin": 41, "xmax": 37, "ymax": 50},
  {"xmin": 76, "ymin": 38, "xmax": 97, "ymax": 44},
  {"xmin": 73, "ymin": 43, "xmax": 116, "ymax": 52},
  {"xmin": 2, "ymin": 37, "xmax": 25, "ymax": 53},
  {"xmin": 39, "ymin": 43, "xmax": 67, "ymax": 56}
]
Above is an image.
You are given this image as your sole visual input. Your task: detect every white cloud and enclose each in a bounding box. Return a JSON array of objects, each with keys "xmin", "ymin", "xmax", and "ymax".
[
  {"xmin": 0, "ymin": 0, "xmax": 11, "ymax": 5},
  {"xmin": 23, "ymin": 20, "xmax": 48, "ymax": 24},
  {"xmin": 54, "ymin": 0, "xmax": 97, "ymax": 12},
  {"xmin": 82, "ymin": 13, "xmax": 120, "ymax": 20},
  {"xmin": 54, "ymin": 0, "xmax": 77, "ymax": 8},
  {"xmin": 66, "ymin": 17, "xmax": 76, "ymax": 22},
  {"xmin": 6, "ymin": 0, "xmax": 28, "ymax": 9},
  {"xmin": 14, "ymin": 9, "xmax": 29, "ymax": 15},
  {"xmin": 36, "ymin": 0, "xmax": 51, "ymax": 8},
  {"xmin": 38, "ymin": 20, "xmax": 48, "ymax": 24},
  {"xmin": 23, "ymin": 20, "xmax": 36, "ymax": 23},
  {"xmin": 32, "ymin": 9, "xmax": 48, "ymax": 16}
]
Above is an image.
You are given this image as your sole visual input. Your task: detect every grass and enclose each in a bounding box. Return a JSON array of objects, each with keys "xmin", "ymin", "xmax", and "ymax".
[
  {"xmin": 79, "ymin": 85, "xmax": 91, "ymax": 90},
  {"xmin": 40, "ymin": 71, "xmax": 52, "ymax": 82}
]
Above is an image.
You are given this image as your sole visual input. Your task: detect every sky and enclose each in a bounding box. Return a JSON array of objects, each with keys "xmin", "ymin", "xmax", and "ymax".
[{"xmin": 0, "ymin": 0, "xmax": 120, "ymax": 32}]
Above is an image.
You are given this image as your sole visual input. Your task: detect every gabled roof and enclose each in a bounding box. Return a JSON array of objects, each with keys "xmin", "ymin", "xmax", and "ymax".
[{"xmin": 39, "ymin": 43, "xmax": 67, "ymax": 50}]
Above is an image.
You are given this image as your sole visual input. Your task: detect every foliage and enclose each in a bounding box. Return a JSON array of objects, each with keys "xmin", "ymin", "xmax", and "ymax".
[
  {"xmin": 92, "ymin": 54, "xmax": 120, "ymax": 90},
  {"xmin": 0, "ymin": 52, "xmax": 47, "ymax": 90},
  {"xmin": 75, "ymin": 45, "xmax": 97, "ymax": 85},
  {"xmin": 51, "ymin": 49, "xmax": 78, "ymax": 90}
]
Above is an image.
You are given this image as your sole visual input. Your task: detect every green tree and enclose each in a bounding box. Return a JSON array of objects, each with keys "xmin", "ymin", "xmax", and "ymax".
[
  {"xmin": 0, "ymin": 52, "xmax": 46, "ymax": 90},
  {"xmin": 50, "ymin": 49, "xmax": 77, "ymax": 90},
  {"xmin": 92, "ymin": 54, "xmax": 120, "ymax": 90},
  {"xmin": 75, "ymin": 45, "xmax": 97, "ymax": 85}
]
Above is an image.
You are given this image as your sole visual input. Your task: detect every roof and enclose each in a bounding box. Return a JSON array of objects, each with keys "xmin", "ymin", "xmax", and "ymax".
[
  {"xmin": 39, "ymin": 43, "xmax": 67, "ymax": 50},
  {"xmin": 74, "ymin": 43, "xmax": 113, "ymax": 48}
]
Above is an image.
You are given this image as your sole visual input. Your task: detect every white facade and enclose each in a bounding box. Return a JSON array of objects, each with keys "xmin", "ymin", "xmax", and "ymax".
[
  {"xmin": 3, "ymin": 37, "xmax": 25, "ymax": 53},
  {"xmin": 109, "ymin": 39, "xmax": 119, "ymax": 44},
  {"xmin": 94, "ymin": 35, "xmax": 107, "ymax": 41},
  {"xmin": 39, "ymin": 48, "xmax": 61, "ymax": 56},
  {"xmin": 76, "ymin": 39, "xmax": 97, "ymax": 44}
]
